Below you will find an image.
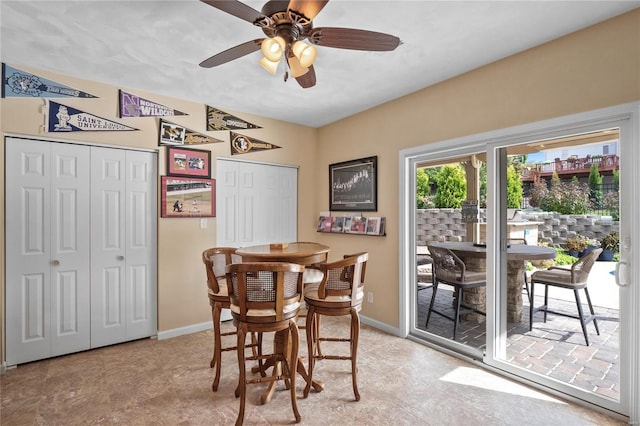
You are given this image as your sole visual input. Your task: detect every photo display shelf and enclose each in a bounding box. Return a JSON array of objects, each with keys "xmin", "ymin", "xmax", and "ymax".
[{"xmin": 317, "ymin": 214, "xmax": 386, "ymax": 236}]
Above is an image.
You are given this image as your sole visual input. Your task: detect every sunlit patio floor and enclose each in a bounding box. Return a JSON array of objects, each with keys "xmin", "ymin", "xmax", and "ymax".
[{"xmin": 415, "ymin": 261, "xmax": 620, "ymax": 400}]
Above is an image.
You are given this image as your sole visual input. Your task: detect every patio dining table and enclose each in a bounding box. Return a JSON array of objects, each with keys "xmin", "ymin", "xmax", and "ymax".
[{"xmin": 427, "ymin": 241, "xmax": 556, "ymax": 322}]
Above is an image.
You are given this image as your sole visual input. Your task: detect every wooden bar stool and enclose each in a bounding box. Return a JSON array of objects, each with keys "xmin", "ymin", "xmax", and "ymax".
[
  {"xmin": 202, "ymin": 247, "xmax": 259, "ymax": 391},
  {"xmin": 303, "ymin": 252, "xmax": 368, "ymax": 401},
  {"xmin": 226, "ymin": 262, "xmax": 305, "ymax": 426}
]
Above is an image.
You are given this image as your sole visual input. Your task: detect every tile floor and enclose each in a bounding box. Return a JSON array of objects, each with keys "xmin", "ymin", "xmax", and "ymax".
[{"xmin": 0, "ymin": 315, "xmax": 627, "ymax": 425}]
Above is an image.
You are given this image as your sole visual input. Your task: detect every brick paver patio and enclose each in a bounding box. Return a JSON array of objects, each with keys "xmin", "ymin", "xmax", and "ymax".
[{"xmin": 415, "ymin": 261, "xmax": 620, "ymax": 400}]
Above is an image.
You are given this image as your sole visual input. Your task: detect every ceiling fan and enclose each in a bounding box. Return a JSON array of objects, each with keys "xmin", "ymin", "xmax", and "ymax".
[{"xmin": 198, "ymin": 0, "xmax": 401, "ymax": 88}]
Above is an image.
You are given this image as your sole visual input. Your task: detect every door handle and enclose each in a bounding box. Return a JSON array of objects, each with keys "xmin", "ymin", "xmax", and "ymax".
[
  {"xmin": 51, "ymin": 259, "xmax": 60, "ymax": 266},
  {"xmin": 117, "ymin": 255, "xmax": 125, "ymax": 261},
  {"xmin": 614, "ymin": 261, "xmax": 628, "ymax": 287}
]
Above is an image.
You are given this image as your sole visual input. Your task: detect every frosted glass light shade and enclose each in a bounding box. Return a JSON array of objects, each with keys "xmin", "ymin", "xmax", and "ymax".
[
  {"xmin": 292, "ymin": 41, "xmax": 317, "ymax": 68},
  {"xmin": 287, "ymin": 56, "xmax": 309, "ymax": 78},
  {"xmin": 261, "ymin": 37, "xmax": 285, "ymax": 62},
  {"xmin": 259, "ymin": 57, "xmax": 279, "ymax": 75}
]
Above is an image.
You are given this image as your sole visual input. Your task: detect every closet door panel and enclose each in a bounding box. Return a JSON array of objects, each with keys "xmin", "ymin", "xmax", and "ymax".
[
  {"xmin": 50, "ymin": 143, "xmax": 91, "ymax": 356},
  {"xmin": 6, "ymin": 138, "xmax": 91, "ymax": 365},
  {"xmin": 91, "ymin": 147, "xmax": 127, "ymax": 347},
  {"xmin": 124, "ymin": 151, "xmax": 157, "ymax": 339},
  {"xmin": 6, "ymin": 139, "xmax": 51, "ymax": 365}
]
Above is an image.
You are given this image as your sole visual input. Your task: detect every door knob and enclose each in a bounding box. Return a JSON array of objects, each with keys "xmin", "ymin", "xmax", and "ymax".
[
  {"xmin": 52, "ymin": 259, "xmax": 60, "ymax": 266},
  {"xmin": 117, "ymin": 255, "xmax": 125, "ymax": 261}
]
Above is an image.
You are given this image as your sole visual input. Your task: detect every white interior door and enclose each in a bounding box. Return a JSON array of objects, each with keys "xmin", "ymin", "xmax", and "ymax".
[
  {"xmin": 216, "ymin": 158, "xmax": 297, "ymax": 322},
  {"xmin": 123, "ymin": 150, "xmax": 157, "ymax": 340},
  {"xmin": 91, "ymin": 147, "xmax": 127, "ymax": 347},
  {"xmin": 90, "ymin": 147, "xmax": 157, "ymax": 348},
  {"xmin": 217, "ymin": 158, "xmax": 297, "ymax": 247},
  {"xmin": 5, "ymin": 138, "xmax": 91, "ymax": 365}
]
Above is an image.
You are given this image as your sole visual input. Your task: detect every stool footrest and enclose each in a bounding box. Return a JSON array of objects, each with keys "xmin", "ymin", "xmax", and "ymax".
[
  {"xmin": 316, "ymin": 355, "xmax": 352, "ymax": 361},
  {"xmin": 222, "ymin": 342, "xmax": 258, "ymax": 352},
  {"xmin": 318, "ymin": 337, "xmax": 350, "ymax": 342}
]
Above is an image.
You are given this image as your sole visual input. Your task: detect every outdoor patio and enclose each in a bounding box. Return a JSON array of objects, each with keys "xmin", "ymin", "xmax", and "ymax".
[{"xmin": 415, "ymin": 261, "xmax": 620, "ymax": 400}]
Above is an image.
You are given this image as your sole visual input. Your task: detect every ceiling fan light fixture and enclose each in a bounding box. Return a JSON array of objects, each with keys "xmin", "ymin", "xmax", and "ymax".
[
  {"xmin": 261, "ymin": 36, "xmax": 285, "ymax": 62},
  {"xmin": 287, "ymin": 56, "xmax": 309, "ymax": 78},
  {"xmin": 259, "ymin": 57, "xmax": 280, "ymax": 75},
  {"xmin": 292, "ymin": 41, "xmax": 317, "ymax": 68}
]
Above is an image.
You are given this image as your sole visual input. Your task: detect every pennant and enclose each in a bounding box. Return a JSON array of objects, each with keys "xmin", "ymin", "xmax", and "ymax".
[
  {"xmin": 230, "ymin": 132, "xmax": 281, "ymax": 155},
  {"xmin": 2, "ymin": 63, "xmax": 97, "ymax": 98},
  {"xmin": 159, "ymin": 119, "xmax": 223, "ymax": 146},
  {"xmin": 119, "ymin": 90, "xmax": 187, "ymax": 118},
  {"xmin": 206, "ymin": 105, "xmax": 262, "ymax": 131},
  {"xmin": 47, "ymin": 101, "xmax": 138, "ymax": 132}
]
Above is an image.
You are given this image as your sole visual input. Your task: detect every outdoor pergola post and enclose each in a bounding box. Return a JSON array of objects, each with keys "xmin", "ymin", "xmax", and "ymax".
[{"xmin": 463, "ymin": 155, "xmax": 482, "ymax": 243}]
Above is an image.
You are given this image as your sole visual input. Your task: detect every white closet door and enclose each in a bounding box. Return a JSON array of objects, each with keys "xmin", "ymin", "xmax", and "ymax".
[
  {"xmin": 216, "ymin": 159, "xmax": 297, "ymax": 322},
  {"xmin": 217, "ymin": 159, "xmax": 297, "ymax": 247},
  {"xmin": 90, "ymin": 147, "xmax": 128, "ymax": 347},
  {"xmin": 216, "ymin": 160, "xmax": 239, "ymax": 247},
  {"xmin": 90, "ymin": 147, "xmax": 157, "ymax": 347},
  {"xmin": 50, "ymin": 143, "xmax": 91, "ymax": 356},
  {"xmin": 5, "ymin": 138, "xmax": 91, "ymax": 365},
  {"xmin": 123, "ymin": 150, "xmax": 157, "ymax": 340}
]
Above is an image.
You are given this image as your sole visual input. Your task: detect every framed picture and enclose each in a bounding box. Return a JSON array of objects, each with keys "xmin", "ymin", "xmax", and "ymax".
[
  {"xmin": 159, "ymin": 120, "xmax": 186, "ymax": 145},
  {"xmin": 329, "ymin": 156, "xmax": 378, "ymax": 211},
  {"xmin": 166, "ymin": 146, "xmax": 211, "ymax": 179},
  {"xmin": 161, "ymin": 176, "xmax": 215, "ymax": 218}
]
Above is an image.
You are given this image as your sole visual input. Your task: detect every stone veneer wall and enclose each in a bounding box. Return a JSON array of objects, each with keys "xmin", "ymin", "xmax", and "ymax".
[{"xmin": 416, "ymin": 209, "xmax": 619, "ymax": 247}]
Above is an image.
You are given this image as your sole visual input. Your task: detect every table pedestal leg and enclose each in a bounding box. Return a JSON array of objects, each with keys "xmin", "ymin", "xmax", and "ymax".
[{"xmin": 259, "ymin": 328, "xmax": 323, "ymax": 405}]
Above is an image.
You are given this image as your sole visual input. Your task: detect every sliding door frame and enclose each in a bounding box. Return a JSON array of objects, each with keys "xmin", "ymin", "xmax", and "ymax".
[{"xmin": 399, "ymin": 102, "xmax": 639, "ymax": 421}]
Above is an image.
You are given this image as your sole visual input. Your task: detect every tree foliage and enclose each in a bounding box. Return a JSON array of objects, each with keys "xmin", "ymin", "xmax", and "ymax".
[
  {"xmin": 506, "ymin": 165, "xmax": 523, "ymax": 208},
  {"xmin": 434, "ymin": 165, "xmax": 466, "ymax": 208},
  {"xmin": 529, "ymin": 178, "xmax": 592, "ymax": 214},
  {"xmin": 416, "ymin": 168, "xmax": 430, "ymax": 209},
  {"xmin": 588, "ymin": 163, "xmax": 603, "ymax": 208}
]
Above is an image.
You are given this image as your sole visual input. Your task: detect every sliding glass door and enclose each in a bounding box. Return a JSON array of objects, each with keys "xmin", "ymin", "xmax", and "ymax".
[
  {"xmin": 401, "ymin": 103, "xmax": 638, "ymax": 420},
  {"xmin": 487, "ymin": 124, "xmax": 631, "ymax": 416}
]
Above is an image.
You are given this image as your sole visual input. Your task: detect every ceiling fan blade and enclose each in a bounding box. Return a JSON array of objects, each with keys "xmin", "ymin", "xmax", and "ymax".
[
  {"xmin": 295, "ymin": 65, "xmax": 316, "ymax": 89},
  {"xmin": 200, "ymin": 0, "xmax": 264, "ymax": 24},
  {"xmin": 199, "ymin": 39, "xmax": 263, "ymax": 68},
  {"xmin": 308, "ymin": 27, "xmax": 401, "ymax": 51},
  {"xmin": 287, "ymin": 0, "xmax": 329, "ymax": 20}
]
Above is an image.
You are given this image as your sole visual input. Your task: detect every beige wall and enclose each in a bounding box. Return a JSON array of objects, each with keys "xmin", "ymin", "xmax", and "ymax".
[
  {"xmin": 0, "ymin": 68, "xmax": 319, "ymax": 361},
  {"xmin": 315, "ymin": 9, "xmax": 640, "ymax": 327},
  {"xmin": 1, "ymin": 9, "xmax": 639, "ymax": 361}
]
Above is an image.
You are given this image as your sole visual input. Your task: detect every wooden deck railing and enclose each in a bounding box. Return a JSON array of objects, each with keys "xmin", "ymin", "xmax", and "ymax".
[{"xmin": 521, "ymin": 154, "xmax": 619, "ymax": 182}]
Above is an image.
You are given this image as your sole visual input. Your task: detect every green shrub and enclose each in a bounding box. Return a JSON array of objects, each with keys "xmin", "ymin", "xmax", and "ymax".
[
  {"xmin": 534, "ymin": 178, "xmax": 592, "ymax": 214},
  {"xmin": 552, "ymin": 247, "xmax": 579, "ymax": 265},
  {"xmin": 507, "ymin": 165, "xmax": 523, "ymax": 208},
  {"xmin": 434, "ymin": 165, "xmax": 466, "ymax": 208},
  {"xmin": 588, "ymin": 163, "xmax": 603, "ymax": 208}
]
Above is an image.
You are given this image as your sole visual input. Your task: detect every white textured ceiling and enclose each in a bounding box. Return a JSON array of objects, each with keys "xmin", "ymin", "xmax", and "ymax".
[{"xmin": 1, "ymin": 1, "xmax": 638, "ymax": 128}]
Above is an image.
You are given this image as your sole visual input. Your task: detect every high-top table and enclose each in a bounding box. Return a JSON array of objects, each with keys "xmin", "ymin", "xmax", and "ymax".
[
  {"xmin": 235, "ymin": 242, "xmax": 330, "ymax": 404},
  {"xmin": 427, "ymin": 241, "xmax": 556, "ymax": 322},
  {"xmin": 236, "ymin": 241, "xmax": 330, "ymax": 265}
]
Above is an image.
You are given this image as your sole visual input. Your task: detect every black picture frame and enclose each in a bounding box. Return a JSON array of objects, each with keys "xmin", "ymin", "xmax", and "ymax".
[{"xmin": 329, "ymin": 156, "xmax": 378, "ymax": 212}]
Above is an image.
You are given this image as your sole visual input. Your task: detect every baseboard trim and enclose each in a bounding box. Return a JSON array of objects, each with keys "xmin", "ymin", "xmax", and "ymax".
[
  {"xmin": 157, "ymin": 316, "xmax": 398, "ymax": 341},
  {"xmin": 157, "ymin": 321, "xmax": 213, "ymax": 340},
  {"xmin": 360, "ymin": 315, "xmax": 401, "ymax": 337}
]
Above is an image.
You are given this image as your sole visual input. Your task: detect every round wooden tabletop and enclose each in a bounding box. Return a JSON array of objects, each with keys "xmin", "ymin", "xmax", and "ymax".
[{"xmin": 236, "ymin": 242, "xmax": 331, "ymax": 264}]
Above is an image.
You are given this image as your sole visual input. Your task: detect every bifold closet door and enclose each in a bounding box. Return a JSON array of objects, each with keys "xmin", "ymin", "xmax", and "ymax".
[
  {"xmin": 5, "ymin": 138, "xmax": 91, "ymax": 365},
  {"xmin": 90, "ymin": 147, "xmax": 157, "ymax": 348},
  {"xmin": 216, "ymin": 159, "xmax": 297, "ymax": 247}
]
